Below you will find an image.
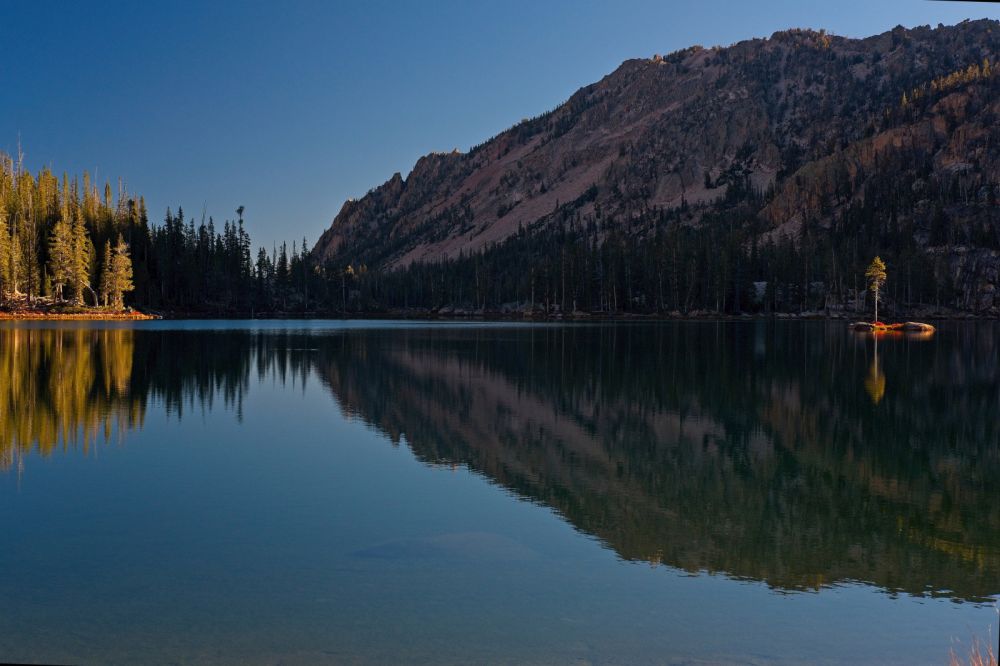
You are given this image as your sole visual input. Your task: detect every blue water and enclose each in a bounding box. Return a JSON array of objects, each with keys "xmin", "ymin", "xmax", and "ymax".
[{"xmin": 0, "ymin": 320, "xmax": 996, "ymax": 664}]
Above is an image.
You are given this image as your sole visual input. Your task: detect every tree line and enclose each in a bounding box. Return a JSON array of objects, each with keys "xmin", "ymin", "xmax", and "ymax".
[
  {"xmin": 322, "ymin": 159, "xmax": 987, "ymax": 317},
  {"xmin": 0, "ymin": 150, "xmax": 311, "ymax": 314},
  {"xmin": 318, "ymin": 67, "xmax": 1000, "ymax": 317},
  {"xmin": 0, "ymin": 152, "xmax": 134, "ymax": 310},
  {"xmin": 4, "ymin": 103, "xmax": 996, "ymax": 318}
]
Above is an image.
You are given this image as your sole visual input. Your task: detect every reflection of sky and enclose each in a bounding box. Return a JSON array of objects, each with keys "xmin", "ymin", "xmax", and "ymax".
[{"xmin": 0, "ymin": 327, "xmax": 995, "ymax": 664}]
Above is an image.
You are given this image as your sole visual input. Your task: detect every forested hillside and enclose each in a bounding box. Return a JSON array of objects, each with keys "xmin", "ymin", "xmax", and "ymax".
[
  {"xmin": 8, "ymin": 20, "xmax": 1000, "ymax": 317},
  {"xmin": 0, "ymin": 153, "xmax": 312, "ymax": 314},
  {"xmin": 313, "ymin": 20, "xmax": 1000, "ymax": 316}
]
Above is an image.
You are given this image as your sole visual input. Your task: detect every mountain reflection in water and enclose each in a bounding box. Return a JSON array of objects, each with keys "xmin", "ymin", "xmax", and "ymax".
[{"xmin": 2, "ymin": 321, "xmax": 998, "ymax": 605}]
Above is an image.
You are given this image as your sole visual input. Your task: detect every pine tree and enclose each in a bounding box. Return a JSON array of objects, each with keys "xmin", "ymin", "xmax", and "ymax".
[
  {"xmin": 47, "ymin": 211, "xmax": 74, "ymax": 301},
  {"xmin": 0, "ymin": 204, "xmax": 10, "ymax": 298},
  {"xmin": 15, "ymin": 215, "xmax": 39, "ymax": 301},
  {"xmin": 69, "ymin": 211, "xmax": 93, "ymax": 305},
  {"xmin": 99, "ymin": 240, "xmax": 113, "ymax": 307},
  {"xmin": 255, "ymin": 246, "xmax": 272, "ymax": 307},
  {"xmin": 301, "ymin": 236, "xmax": 310, "ymax": 309},
  {"xmin": 9, "ymin": 229, "xmax": 21, "ymax": 297},
  {"xmin": 108, "ymin": 234, "xmax": 134, "ymax": 310},
  {"xmin": 276, "ymin": 242, "xmax": 289, "ymax": 284},
  {"xmin": 865, "ymin": 256, "xmax": 887, "ymax": 324}
]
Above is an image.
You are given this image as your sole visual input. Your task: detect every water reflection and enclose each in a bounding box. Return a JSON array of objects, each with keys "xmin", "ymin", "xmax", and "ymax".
[
  {"xmin": 864, "ymin": 339, "xmax": 886, "ymax": 405},
  {"xmin": 854, "ymin": 330, "xmax": 935, "ymax": 405},
  {"xmin": 0, "ymin": 328, "xmax": 142, "ymax": 472},
  {"xmin": 2, "ymin": 322, "xmax": 998, "ymax": 605}
]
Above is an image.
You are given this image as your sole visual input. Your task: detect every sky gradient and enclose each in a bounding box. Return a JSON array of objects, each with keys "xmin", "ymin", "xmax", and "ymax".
[{"xmin": 3, "ymin": 0, "xmax": 1000, "ymax": 251}]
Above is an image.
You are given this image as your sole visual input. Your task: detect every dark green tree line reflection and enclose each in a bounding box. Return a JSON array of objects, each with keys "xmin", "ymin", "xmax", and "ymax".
[
  {"xmin": 2, "ymin": 323, "xmax": 998, "ymax": 603},
  {"xmin": 314, "ymin": 323, "xmax": 1000, "ymax": 603}
]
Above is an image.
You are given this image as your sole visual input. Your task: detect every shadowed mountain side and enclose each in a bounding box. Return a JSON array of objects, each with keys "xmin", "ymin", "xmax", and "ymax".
[
  {"xmin": 312, "ymin": 324, "xmax": 1000, "ymax": 603},
  {"xmin": 313, "ymin": 21, "xmax": 1000, "ymax": 313}
]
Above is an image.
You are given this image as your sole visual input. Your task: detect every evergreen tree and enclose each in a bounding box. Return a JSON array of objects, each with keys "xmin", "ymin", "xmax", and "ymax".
[
  {"xmin": 47, "ymin": 211, "xmax": 73, "ymax": 301},
  {"xmin": 865, "ymin": 256, "xmax": 887, "ymax": 323},
  {"xmin": 15, "ymin": 217, "xmax": 39, "ymax": 301},
  {"xmin": 255, "ymin": 246, "xmax": 272, "ymax": 307},
  {"xmin": 99, "ymin": 241, "xmax": 113, "ymax": 307},
  {"xmin": 108, "ymin": 234, "xmax": 134, "ymax": 309},
  {"xmin": 0, "ymin": 205, "xmax": 11, "ymax": 297},
  {"xmin": 9, "ymin": 230, "xmax": 21, "ymax": 297},
  {"xmin": 70, "ymin": 211, "xmax": 94, "ymax": 305}
]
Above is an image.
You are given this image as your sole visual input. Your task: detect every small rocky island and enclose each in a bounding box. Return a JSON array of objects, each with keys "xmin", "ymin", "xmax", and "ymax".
[
  {"xmin": 849, "ymin": 258, "xmax": 935, "ymax": 333},
  {"xmin": 849, "ymin": 321, "xmax": 936, "ymax": 333}
]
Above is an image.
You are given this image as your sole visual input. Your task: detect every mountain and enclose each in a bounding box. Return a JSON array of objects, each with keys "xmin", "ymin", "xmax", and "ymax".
[{"xmin": 313, "ymin": 20, "xmax": 1000, "ymax": 314}]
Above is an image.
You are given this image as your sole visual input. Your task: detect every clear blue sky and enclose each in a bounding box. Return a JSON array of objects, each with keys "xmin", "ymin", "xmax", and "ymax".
[{"xmin": 2, "ymin": 0, "xmax": 998, "ymax": 251}]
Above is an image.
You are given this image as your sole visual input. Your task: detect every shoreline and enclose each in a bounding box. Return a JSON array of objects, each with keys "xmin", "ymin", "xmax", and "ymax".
[
  {"xmin": 151, "ymin": 307, "xmax": 998, "ymax": 321},
  {"xmin": 0, "ymin": 311, "xmax": 160, "ymax": 321},
  {"xmin": 1, "ymin": 307, "xmax": 996, "ymax": 323}
]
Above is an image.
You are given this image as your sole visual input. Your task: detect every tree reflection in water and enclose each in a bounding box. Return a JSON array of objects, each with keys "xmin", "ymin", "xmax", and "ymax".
[{"xmin": 1, "ymin": 322, "xmax": 997, "ymax": 605}]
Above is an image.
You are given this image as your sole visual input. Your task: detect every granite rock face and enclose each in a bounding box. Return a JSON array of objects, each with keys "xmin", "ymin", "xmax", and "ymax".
[{"xmin": 314, "ymin": 20, "xmax": 1000, "ymax": 308}]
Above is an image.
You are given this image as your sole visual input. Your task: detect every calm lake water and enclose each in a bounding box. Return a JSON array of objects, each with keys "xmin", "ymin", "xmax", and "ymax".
[{"xmin": 0, "ymin": 320, "xmax": 997, "ymax": 665}]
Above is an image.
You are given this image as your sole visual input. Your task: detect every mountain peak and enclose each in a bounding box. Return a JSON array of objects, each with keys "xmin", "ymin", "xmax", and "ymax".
[{"xmin": 313, "ymin": 20, "xmax": 1000, "ymax": 274}]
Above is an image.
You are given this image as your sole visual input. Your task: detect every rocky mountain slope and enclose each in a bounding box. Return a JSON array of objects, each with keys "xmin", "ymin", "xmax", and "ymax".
[{"xmin": 314, "ymin": 19, "xmax": 1000, "ymax": 294}]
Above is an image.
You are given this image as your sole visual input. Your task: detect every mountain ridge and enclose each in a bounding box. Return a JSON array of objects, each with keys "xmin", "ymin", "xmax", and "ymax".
[{"xmin": 313, "ymin": 19, "xmax": 1000, "ymax": 313}]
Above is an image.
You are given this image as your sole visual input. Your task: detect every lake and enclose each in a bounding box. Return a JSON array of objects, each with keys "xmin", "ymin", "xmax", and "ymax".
[{"xmin": 0, "ymin": 320, "xmax": 997, "ymax": 665}]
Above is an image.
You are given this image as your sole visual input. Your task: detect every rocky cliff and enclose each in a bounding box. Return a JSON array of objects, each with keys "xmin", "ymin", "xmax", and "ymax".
[{"xmin": 314, "ymin": 20, "xmax": 1000, "ymax": 310}]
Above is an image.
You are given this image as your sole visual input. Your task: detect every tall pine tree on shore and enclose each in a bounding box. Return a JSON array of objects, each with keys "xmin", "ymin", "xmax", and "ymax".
[
  {"xmin": 105, "ymin": 234, "xmax": 133, "ymax": 309},
  {"xmin": 0, "ymin": 204, "xmax": 13, "ymax": 298},
  {"xmin": 47, "ymin": 210, "xmax": 73, "ymax": 301},
  {"xmin": 99, "ymin": 240, "xmax": 113, "ymax": 307},
  {"xmin": 70, "ymin": 211, "xmax": 93, "ymax": 305}
]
